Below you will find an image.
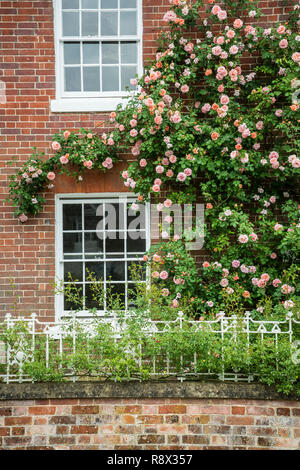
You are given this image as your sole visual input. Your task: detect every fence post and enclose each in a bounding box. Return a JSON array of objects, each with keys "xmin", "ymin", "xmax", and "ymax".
[{"xmin": 5, "ymin": 313, "xmax": 11, "ymax": 384}]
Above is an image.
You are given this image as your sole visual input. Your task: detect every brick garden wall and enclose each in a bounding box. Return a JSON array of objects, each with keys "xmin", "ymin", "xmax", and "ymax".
[
  {"xmin": 0, "ymin": 397, "xmax": 299, "ymax": 450},
  {"xmin": 0, "ymin": 0, "xmax": 296, "ymax": 321},
  {"xmin": 0, "ymin": 382, "xmax": 299, "ymax": 450}
]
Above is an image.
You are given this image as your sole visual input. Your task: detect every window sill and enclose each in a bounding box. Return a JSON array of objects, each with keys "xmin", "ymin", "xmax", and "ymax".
[{"xmin": 50, "ymin": 97, "xmax": 129, "ymax": 113}]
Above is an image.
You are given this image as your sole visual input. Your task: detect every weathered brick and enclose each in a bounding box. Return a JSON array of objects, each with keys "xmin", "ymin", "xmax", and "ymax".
[
  {"xmin": 246, "ymin": 406, "xmax": 274, "ymax": 416},
  {"xmin": 158, "ymin": 405, "xmax": 186, "ymax": 414},
  {"xmin": 28, "ymin": 406, "xmax": 56, "ymax": 415},
  {"xmin": 182, "ymin": 435, "xmax": 210, "ymax": 445},
  {"xmin": 276, "ymin": 408, "xmax": 290, "ymax": 416},
  {"xmin": 49, "ymin": 416, "xmax": 76, "ymax": 425},
  {"xmin": 138, "ymin": 435, "xmax": 165, "ymax": 444},
  {"xmin": 232, "ymin": 406, "xmax": 245, "ymax": 415},
  {"xmin": 70, "ymin": 426, "xmax": 98, "ymax": 434},
  {"xmin": 71, "ymin": 405, "xmax": 99, "ymax": 415},
  {"xmin": 5, "ymin": 417, "xmax": 32, "ymax": 426},
  {"xmin": 0, "ymin": 408, "xmax": 12, "ymax": 416}
]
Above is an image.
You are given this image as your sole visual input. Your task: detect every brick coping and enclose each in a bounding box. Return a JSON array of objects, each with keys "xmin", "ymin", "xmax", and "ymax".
[{"xmin": 0, "ymin": 381, "xmax": 298, "ymax": 401}]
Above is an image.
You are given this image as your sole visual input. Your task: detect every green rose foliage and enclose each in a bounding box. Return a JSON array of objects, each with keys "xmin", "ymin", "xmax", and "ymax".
[
  {"xmin": 111, "ymin": 0, "xmax": 300, "ymax": 317},
  {"xmin": 7, "ymin": 129, "xmax": 118, "ymax": 218}
]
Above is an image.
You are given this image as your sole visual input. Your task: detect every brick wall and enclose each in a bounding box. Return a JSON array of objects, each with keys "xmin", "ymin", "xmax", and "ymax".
[
  {"xmin": 0, "ymin": 397, "xmax": 299, "ymax": 450},
  {"xmin": 0, "ymin": 0, "xmax": 296, "ymax": 320}
]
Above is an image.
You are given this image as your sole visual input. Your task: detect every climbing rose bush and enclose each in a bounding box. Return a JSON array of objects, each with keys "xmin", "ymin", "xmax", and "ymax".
[
  {"xmin": 110, "ymin": 0, "xmax": 300, "ymax": 317},
  {"xmin": 8, "ymin": 128, "xmax": 118, "ymax": 219},
  {"xmin": 7, "ymin": 0, "xmax": 300, "ymax": 318}
]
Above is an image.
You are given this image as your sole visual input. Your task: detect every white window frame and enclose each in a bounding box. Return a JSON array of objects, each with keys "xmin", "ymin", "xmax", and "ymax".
[
  {"xmin": 55, "ymin": 193, "xmax": 150, "ymax": 321},
  {"xmin": 51, "ymin": 0, "xmax": 143, "ymax": 112}
]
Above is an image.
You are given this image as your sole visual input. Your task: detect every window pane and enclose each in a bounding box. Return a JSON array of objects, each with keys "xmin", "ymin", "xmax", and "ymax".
[
  {"xmin": 127, "ymin": 261, "xmax": 146, "ymax": 280},
  {"xmin": 101, "ymin": 0, "xmax": 117, "ymax": 8},
  {"xmin": 83, "ymin": 42, "xmax": 99, "ymax": 64},
  {"xmin": 127, "ymin": 283, "xmax": 140, "ymax": 309},
  {"xmin": 102, "ymin": 42, "xmax": 118, "ymax": 64},
  {"xmin": 101, "ymin": 12, "xmax": 118, "ymax": 36},
  {"xmin": 121, "ymin": 42, "xmax": 137, "ymax": 64},
  {"xmin": 64, "ymin": 262, "xmax": 83, "ymax": 282},
  {"xmin": 120, "ymin": 0, "xmax": 136, "ymax": 8},
  {"xmin": 84, "ymin": 203, "xmax": 104, "ymax": 230},
  {"xmin": 64, "ymin": 43, "xmax": 81, "ymax": 65},
  {"xmin": 106, "ymin": 203, "xmax": 124, "ymax": 230},
  {"xmin": 121, "ymin": 65, "xmax": 137, "ymax": 90},
  {"xmin": 85, "ymin": 262, "xmax": 104, "ymax": 279},
  {"xmin": 65, "ymin": 67, "xmax": 81, "ymax": 91},
  {"xmin": 127, "ymin": 235, "xmax": 146, "ymax": 253},
  {"xmin": 83, "ymin": 66, "xmax": 100, "ymax": 91},
  {"xmin": 106, "ymin": 262, "xmax": 125, "ymax": 281},
  {"xmin": 85, "ymin": 284, "xmax": 104, "ymax": 309},
  {"xmin": 63, "ymin": 12, "xmax": 79, "ymax": 36},
  {"xmin": 102, "ymin": 66, "xmax": 119, "ymax": 91},
  {"xmin": 82, "ymin": 11, "xmax": 98, "ymax": 36},
  {"xmin": 63, "ymin": 204, "xmax": 82, "ymax": 230},
  {"xmin": 62, "ymin": 0, "xmax": 79, "ymax": 9},
  {"xmin": 84, "ymin": 232, "xmax": 103, "ymax": 255},
  {"xmin": 120, "ymin": 11, "xmax": 137, "ymax": 35},
  {"xmin": 106, "ymin": 232, "xmax": 124, "ymax": 253},
  {"xmin": 127, "ymin": 204, "xmax": 146, "ymax": 229},
  {"xmin": 108, "ymin": 284, "xmax": 125, "ymax": 304},
  {"xmin": 63, "ymin": 233, "xmax": 82, "ymax": 254},
  {"xmin": 64, "ymin": 285, "xmax": 83, "ymax": 311},
  {"xmin": 82, "ymin": 0, "xmax": 98, "ymax": 8}
]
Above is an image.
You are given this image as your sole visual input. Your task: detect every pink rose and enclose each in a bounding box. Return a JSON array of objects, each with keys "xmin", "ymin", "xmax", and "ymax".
[
  {"xmin": 233, "ymin": 19, "xmax": 243, "ymax": 29},
  {"xmin": 249, "ymin": 233, "xmax": 258, "ymax": 241},
  {"xmin": 177, "ymin": 172, "xmax": 187, "ymax": 182},
  {"xmin": 217, "ymin": 10, "xmax": 227, "ymax": 20},
  {"xmin": 220, "ymin": 95, "xmax": 229, "ymax": 105},
  {"xmin": 130, "ymin": 129, "xmax": 138, "ymax": 137},
  {"xmin": 60, "ymin": 155, "xmax": 69, "ymax": 164},
  {"xmin": 238, "ymin": 234, "xmax": 249, "ymax": 243},
  {"xmin": 226, "ymin": 30, "xmax": 235, "ymax": 39},
  {"xmin": 184, "ymin": 168, "xmax": 192, "ymax": 177},
  {"xmin": 229, "ymin": 45, "xmax": 239, "ymax": 55},
  {"xmin": 211, "ymin": 5, "xmax": 221, "ymax": 15},
  {"xmin": 154, "ymin": 115, "xmax": 162, "ymax": 126},
  {"xmin": 164, "ymin": 199, "xmax": 172, "ymax": 208},
  {"xmin": 130, "ymin": 78, "xmax": 138, "ymax": 86},
  {"xmin": 52, "ymin": 141, "xmax": 61, "ymax": 151},
  {"xmin": 232, "ymin": 260, "xmax": 240, "ymax": 268},
  {"xmin": 84, "ymin": 160, "xmax": 93, "ymax": 169},
  {"xmin": 181, "ymin": 84, "xmax": 189, "ymax": 93},
  {"xmin": 47, "ymin": 172, "xmax": 55, "ymax": 180},
  {"xmin": 63, "ymin": 131, "xmax": 70, "ymax": 139},
  {"xmin": 19, "ymin": 213, "xmax": 28, "ymax": 223},
  {"xmin": 279, "ymin": 39, "xmax": 288, "ymax": 49},
  {"xmin": 160, "ymin": 271, "xmax": 169, "ymax": 280}
]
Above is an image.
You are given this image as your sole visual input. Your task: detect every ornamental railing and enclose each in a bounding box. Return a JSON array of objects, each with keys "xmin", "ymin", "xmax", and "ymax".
[{"xmin": 0, "ymin": 312, "xmax": 299, "ymax": 384}]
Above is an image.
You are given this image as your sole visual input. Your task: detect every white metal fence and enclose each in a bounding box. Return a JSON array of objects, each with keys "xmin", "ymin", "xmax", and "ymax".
[{"xmin": 0, "ymin": 311, "xmax": 299, "ymax": 384}]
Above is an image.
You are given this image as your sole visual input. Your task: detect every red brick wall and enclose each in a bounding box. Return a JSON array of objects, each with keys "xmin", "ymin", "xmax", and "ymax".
[
  {"xmin": 0, "ymin": 397, "xmax": 299, "ymax": 450},
  {"xmin": 0, "ymin": 1, "xmax": 295, "ymax": 320}
]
